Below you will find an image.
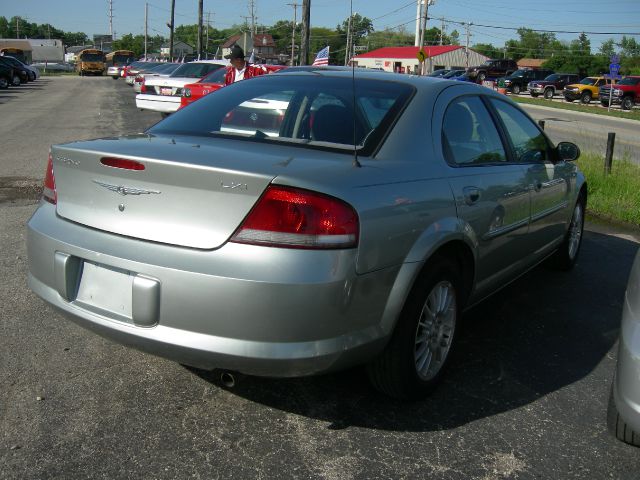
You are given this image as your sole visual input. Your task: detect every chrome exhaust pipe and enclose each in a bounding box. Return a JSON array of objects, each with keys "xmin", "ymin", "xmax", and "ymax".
[{"xmin": 220, "ymin": 371, "xmax": 236, "ymax": 388}]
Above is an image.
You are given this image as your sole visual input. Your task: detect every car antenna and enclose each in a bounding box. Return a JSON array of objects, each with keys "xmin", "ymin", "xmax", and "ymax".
[{"xmin": 350, "ymin": 0, "xmax": 361, "ymax": 168}]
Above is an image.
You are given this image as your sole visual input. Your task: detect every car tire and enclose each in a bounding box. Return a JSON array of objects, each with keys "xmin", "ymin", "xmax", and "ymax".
[
  {"xmin": 530, "ymin": 92, "xmax": 539, "ymax": 98},
  {"xmin": 580, "ymin": 91, "xmax": 592, "ymax": 104},
  {"xmin": 513, "ymin": 84, "xmax": 521, "ymax": 95},
  {"xmin": 544, "ymin": 89, "xmax": 554, "ymax": 100},
  {"xmin": 367, "ymin": 256, "xmax": 463, "ymax": 399},
  {"xmin": 548, "ymin": 195, "xmax": 585, "ymax": 271},
  {"xmin": 607, "ymin": 383, "xmax": 640, "ymax": 447},
  {"xmin": 11, "ymin": 74, "xmax": 21, "ymax": 86},
  {"xmin": 0, "ymin": 77, "xmax": 8, "ymax": 89},
  {"xmin": 621, "ymin": 96, "xmax": 634, "ymax": 111},
  {"xmin": 477, "ymin": 72, "xmax": 486, "ymax": 83}
]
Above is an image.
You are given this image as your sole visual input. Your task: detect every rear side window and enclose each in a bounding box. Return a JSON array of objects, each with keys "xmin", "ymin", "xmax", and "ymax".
[
  {"xmin": 150, "ymin": 75, "xmax": 415, "ymax": 155},
  {"xmin": 442, "ymin": 96, "xmax": 506, "ymax": 166}
]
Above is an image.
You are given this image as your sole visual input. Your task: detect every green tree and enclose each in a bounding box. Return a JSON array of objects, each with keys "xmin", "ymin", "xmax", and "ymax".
[
  {"xmin": 472, "ymin": 43, "xmax": 502, "ymax": 59},
  {"xmin": 450, "ymin": 30, "xmax": 460, "ymax": 46}
]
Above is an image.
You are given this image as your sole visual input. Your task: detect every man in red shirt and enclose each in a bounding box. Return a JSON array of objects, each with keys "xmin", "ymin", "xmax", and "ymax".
[{"xmin": 224, "ymin": 45, "xmax": 267, "ymax": 86}]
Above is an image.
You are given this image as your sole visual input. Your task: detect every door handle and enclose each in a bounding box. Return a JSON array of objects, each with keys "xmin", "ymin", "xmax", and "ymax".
[{"xmin": 463, "ymin": 186, "xmax": 481, "ymax": 205}]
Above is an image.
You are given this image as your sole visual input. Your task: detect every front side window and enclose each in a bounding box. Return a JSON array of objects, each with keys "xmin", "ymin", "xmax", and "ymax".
[
  {"xmin": 442, "ymin": 96, "xmax": 507, "ymax": 166},
  {"xmin": 489, "ymin": 99, "xmax": 551, "ymax": 163}
]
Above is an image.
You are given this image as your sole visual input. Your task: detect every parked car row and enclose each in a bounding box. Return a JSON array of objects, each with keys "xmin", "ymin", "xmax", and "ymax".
[{"xmin": 0, "ymin": 54, "xmax": 40, "ymax": 88}]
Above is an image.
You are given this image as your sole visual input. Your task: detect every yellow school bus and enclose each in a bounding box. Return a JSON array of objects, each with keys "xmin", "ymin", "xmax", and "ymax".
[
  {"xmin": 105, "ymin": 50, "xmax": 136, "ymax": 78},
  {"xmin": 76, "ymin": 48, "xmax": 105, "ymax": 76},
  {"xmin": 0, "ymin": 47, "xmax": 31, "ymax": 64}
]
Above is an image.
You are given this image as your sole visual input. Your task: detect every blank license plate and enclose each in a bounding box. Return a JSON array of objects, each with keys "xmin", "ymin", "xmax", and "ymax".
[
  {"xmin": 76, "ymin": 262, "xmax": 134, "ymax": 319},
  {"xmin": 160, "ymin": 87, "xmax": 172, "ymax": 96}
]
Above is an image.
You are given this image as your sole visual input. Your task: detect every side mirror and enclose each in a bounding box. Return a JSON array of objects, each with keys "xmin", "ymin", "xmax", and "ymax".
[{"xmin": 556, "ymin": 142, "xmax": 580, "ymax": 162}]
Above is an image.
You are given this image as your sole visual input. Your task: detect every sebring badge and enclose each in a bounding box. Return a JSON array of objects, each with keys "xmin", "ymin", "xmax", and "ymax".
[{"xmin": 93, "ymin": 180, "xmax": 161, "ymax": 196}]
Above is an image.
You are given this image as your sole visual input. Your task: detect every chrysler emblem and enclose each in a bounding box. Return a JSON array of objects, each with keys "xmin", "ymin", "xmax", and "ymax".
[{"xmin": 93, "ymin": 180, "xmax": 161, "ymax": 196}]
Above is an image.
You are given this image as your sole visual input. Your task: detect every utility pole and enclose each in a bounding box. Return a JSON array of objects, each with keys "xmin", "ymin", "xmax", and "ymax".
[
  {"xmin": 197, "ymin": 0, "xmax": 203, "ymax": 59},
  {"xmin": 286, "ymin": 3, "xmax": 300, "ymax": 66},
  {"xmin": 465, "ymin": 22, "xmax": 471, "ymax": 68},
  {"xmin": 414, "ymin": 0, "xmax": 422, "ymax": 46},
  {"xmin": 168, "ymin": 0, "xmax": 175, "ymax": 61},
  {"xmin": 440, "ymin": 17, "xmax": 445, "ymax": 45},
  {"xmin": 109, "ymin": 0, "xmax": 114, "ymax": 40},
  {"xmin": 344, "ymin": 14, "xmax": 352, "ymax": 66},
  {"xmin": 418, "ymin": 0, "xmax": 432, "ymax": 74},
  {"xmin": 206, "ymin": 12, "xmax": 211, "ymax": 57},
  {"xmin": 300, "ymin": 0, "xmax": 310, "ymax": 65},
  {"xmin": 144, "ymin": 2, "xmax": 148, "ymax": 60},
  {"xmin": 16, "ymin": 18, "xmax": 19, "ymax": 39},
  {"xmin": 249, "ymin": 0, "xmax": 257, "ymax": 36}
]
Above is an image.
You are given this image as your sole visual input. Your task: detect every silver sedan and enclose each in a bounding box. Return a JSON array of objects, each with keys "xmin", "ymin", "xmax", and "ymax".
[
  {"xmin": 27, "ymin": 70, "xmax": 586, "ymax": 399},
  {"xmin": 609, "ymin": 248, "xmax": 640, "ymax": 446}
]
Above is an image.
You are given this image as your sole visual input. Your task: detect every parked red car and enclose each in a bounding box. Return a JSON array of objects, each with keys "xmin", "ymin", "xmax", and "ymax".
[{"xmin": 180, "ymin": 65, "xmax": 286, "ymax": 109}]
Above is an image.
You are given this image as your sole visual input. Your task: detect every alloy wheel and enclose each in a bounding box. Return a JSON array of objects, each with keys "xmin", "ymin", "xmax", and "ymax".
[{"xmin": 414, "ymin": 280, "xmax": 456, "ymax": 381}]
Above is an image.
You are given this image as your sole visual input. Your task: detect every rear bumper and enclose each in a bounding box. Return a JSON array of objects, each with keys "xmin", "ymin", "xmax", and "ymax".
[
  {"xmin": 107, "ymin": 67, "xmax": 120, "ymax": 77},
  {"xmin": 613, "ymin": 290, "xmax": 640, "ymax": 434},
  {"xmin": 136, "ymin": 94, "xmax": 181, "ymax": 113},
  {"xmin": 27, "ymin": 202, "xmax": 396, "ymax": 377}
]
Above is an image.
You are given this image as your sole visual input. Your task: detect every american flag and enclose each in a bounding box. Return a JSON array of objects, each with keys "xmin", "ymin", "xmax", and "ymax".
[{"xmin": 312, "ymin": 46, "xmax": 329, "ymax": 66}]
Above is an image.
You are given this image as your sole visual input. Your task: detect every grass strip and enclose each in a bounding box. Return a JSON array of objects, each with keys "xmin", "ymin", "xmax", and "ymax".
[
  {"xmin": 578, "ymin": 151, "xmax": 640, "ymax": 226},
  {"xmin": 512, "ymin": 95, "xmax": 640, "ymax": 121}
]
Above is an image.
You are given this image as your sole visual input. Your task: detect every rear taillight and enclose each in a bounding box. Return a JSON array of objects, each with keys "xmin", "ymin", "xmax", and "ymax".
[
  {"xmin": 135, "ymin": 75, "xmax": 143, "ymax": 83},
  {"xmin": 231, "ymin": 186, "xmax": 359, "ymax": 249},
  {"xmin": 140, "ymin": 81, "xmax": 146, "ymax": 93},
  {"xmin": 43, "ymin": 152, "xmax": 57, "ymax": 205}
]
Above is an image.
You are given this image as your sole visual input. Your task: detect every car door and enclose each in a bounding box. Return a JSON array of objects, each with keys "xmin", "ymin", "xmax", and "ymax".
[
  {"xmin": 435, "ymin": 89, "xmax": 532, "ymax": 297},
  {"xmin": 487, "ymin": 97, "xmax": 571, "ymax": 259}
]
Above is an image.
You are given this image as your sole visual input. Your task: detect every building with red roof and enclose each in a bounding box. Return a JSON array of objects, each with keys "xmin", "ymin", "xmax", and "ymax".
[{"xmin": 351, "ymin": 45, "xmax": 489, "ymax": 74}]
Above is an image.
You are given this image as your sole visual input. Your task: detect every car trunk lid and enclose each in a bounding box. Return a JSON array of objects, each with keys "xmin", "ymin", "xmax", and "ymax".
[{"xmin": 51, "ymin": 135, "xmax": 282, "ymax": 249}]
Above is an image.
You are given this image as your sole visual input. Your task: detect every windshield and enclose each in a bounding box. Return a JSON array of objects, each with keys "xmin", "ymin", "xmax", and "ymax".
[
  {"xmin": 171, "ymin": 63, "xmax": 225, "ymax": 78},
  {"xmin": 510, "ymin": 69, "xmax": 527, "ymax": 77},
  {"xmin": 200, "ymin": 68, "xmax": 227, "ymax": 84},
  {"xmin": 579, "ymin": 77, "xmax": 597, "ymax": 85},
  {"xmin": 80, "ymin": 53, "xmax": 103, "ymax": 62},
  {"xmin": 443, "ymin": 70, "xmax": 464, "ymax": 78},
  {"xmin": 149, "ymin": 75, "xmax": 415, "ymax": 155},
  {"xmin": 617, "ymin": 77, "xmax": 640, "ymax": 86},
  {"xmin": 113, "ymin": 54, "xmax": 136, "ymax": 66},
  {"xmin": 543, "ymin": 74, "xmax": 560, "ymax": 82}
]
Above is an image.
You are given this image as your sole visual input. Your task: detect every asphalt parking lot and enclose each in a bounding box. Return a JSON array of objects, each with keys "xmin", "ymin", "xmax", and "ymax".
[{"xmin": 1, "ymin": 75, "xmax": 640, "ymax": 479}]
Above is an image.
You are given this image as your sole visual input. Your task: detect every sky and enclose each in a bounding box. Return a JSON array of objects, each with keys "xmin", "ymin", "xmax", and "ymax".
[{"xmin": 3, "ymin": 0, "xmax": 640, "ymax": 51}]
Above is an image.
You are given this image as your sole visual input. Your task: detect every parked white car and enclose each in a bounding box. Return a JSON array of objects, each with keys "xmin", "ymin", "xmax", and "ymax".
[
  {"xmin": 133, "ymin": 63, "xmax": 181, "ymax": 93},
  {"xmin": 136, "ymin": 60, "xmax": 228, "ymax": 115}
]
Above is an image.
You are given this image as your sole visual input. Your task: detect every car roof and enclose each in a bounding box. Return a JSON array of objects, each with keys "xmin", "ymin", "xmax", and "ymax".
[{"xmin": 187, "ymin": 59, "xmax": 228, "ymax": 65}]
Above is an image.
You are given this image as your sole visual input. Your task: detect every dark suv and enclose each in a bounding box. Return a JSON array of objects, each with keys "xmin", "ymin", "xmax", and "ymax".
[
  {"xmin": 466, "ymin": 59, "xmax": 518, "ymax": 83},
  {"xmin": 500, "ymin": 69, "xmax": 554, "ymax": 94},
  {"xmin": 528, "ymin": 73, "xmax": 580, "ymax": 99}
]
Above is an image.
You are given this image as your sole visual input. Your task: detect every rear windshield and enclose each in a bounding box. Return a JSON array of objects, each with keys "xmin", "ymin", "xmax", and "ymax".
[
  {"xmin": 150, "ymin": 63, "xmax": 180, "ymax": 74},
  {"xmin": 149, "ymin": 75, "xmax": 414, "ymax": 155},
  {"xmin": 80, "ymin": 53, "xmax": 103, "ymax": 62},
  {"xmin": 617, "ymin": 77, "xmax": 640, "ymax": 86},
  {"xmin": 170, "ymin": 63, "xmax": 225, "ymax": 78}
]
